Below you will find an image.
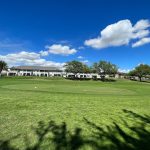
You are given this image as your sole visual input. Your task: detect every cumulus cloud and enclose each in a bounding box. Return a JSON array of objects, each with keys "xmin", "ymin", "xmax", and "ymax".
[
  {"xmin": 77, "ymin": 56, "xmax": 89, "ymax": 64},
  {"xmin": 85, "ymin": 19, "xmax": 150, "ymax": 49},
  {"xmin": 133, "ymin": 19, "xmax": 150, "ymax": 31},
  {"xmin": 0, "ymin": 43, "xmax": 77, "ymax": 67},
  {"xmin": 132, "ymin": 29, "xmax": 149, "ymax": 39},
  {"xmin": 132, "ymin": 37, "xmax": 150, "ymax": 47},
  {"xmin": 77, "ymin": 56, "xmax": 84, "ymax": 59},
  {"xmin": 45, "ymin": 44, "xmax": 77, "ymax": 55},
  {"xmin": 39, "ymin": 50, "xmax": 49, "ymax": 56},
  {"xmin": 118, "ymin": 68, "xmax": 130, "ymax": 73},
  {"xmin": 78, "ymin": 46, "xmax": 85, "ymax": 50},
  {"xmin": 81, "ymin": 60, "xmax": 89, "ymax": 64},
  {"xmin": 0, "ymin": 51, "xmax": 65, "ymax": 68}
]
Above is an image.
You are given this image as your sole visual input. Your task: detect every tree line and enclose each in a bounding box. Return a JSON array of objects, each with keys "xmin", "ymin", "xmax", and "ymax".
[
  {"xmin": 1, "ymin": 60, "xmax": 150, "ymax": 81},
  {"xmin": 65, "ymin": 60, "xmax": 118, "ymax": 80},
  {"xmin": 128, "ymin": 64, "xmax": 150, "ymax": 82},
  {"xmin": 65, "ymin": 61, "xmax": 150, "ymax": 81}
]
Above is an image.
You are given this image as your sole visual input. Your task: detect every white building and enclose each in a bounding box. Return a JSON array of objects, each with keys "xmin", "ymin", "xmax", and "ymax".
[{"xmin": 6, "ymin": 66, "xmax": 64, "ymax": 77}]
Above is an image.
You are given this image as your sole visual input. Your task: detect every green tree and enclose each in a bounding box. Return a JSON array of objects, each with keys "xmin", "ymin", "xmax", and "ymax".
[
  {"xmin": 0, "ymin": 60, "xmax": 8, "ymax": 77},
  {"xmin": 92, "ymin": 61, "xmax": 118, "ymax": 80},
  {"xmin": 64, "ymin": 61, "xmax": 86, "ymax": 78},
  {"xmin": 91, "ymin": 63, "xmax": 99, "ymax": 73},
  {"xmin": 129, "ymin": 64, "xmax": 150, "ymax": 82},
  {"xmin": 83, "ymin": 64, "xmax": 91, "ymax": 73}
]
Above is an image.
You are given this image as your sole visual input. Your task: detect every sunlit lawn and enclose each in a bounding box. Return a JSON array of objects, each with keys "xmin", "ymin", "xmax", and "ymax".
[{"xmin": 0, "ymin": 77, "xmax": 150, "ymax": 149}]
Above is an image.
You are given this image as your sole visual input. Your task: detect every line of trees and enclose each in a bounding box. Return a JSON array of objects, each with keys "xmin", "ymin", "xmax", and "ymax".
[
  {"xmin": 65, "ymin": 61, "xmax": 150, "ymax": 82},
  {"xmin": 64, "ymin": 60, "xmax": 118, "ymax": 80},
  {"xmin": 128, "ymin": 64, "xmax": 150, "ymax": 82}
]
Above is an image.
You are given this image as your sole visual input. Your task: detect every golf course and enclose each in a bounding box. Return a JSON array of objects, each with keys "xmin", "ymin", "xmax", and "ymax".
[{"xmin": 0, "ymin": 77, "xmax": 150, "ymax": 150}]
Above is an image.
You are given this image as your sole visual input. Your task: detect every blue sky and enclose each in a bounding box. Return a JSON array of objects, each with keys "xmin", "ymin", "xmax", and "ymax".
[{"xmin": 0, "ymin": 0, "xmax": 150, "ymax": 72}]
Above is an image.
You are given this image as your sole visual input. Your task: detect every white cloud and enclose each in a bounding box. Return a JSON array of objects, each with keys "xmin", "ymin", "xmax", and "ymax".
[
  {"xmin": 3, "ymin": 51, "xmax": 40, "ymax": 60},
  {"xmin": 118, "ymin": 68, "xmax": 130, "ymax": 73},
  {"xmin": 133, "ymin": 19, "xmax": 150, "ymax": 31},
  {"xmin": 0, "ymin": 43, "xmax": 77, "ymax": 67},
  {"xmin": 132, "ymin": 37, "xmax": 150, "ymax": 47},
  {"xmin": 45, "ymin": 44, "xmax": 77, "ymax": 55},
  {"xmin": 85, "ymin": 20, "xmax": 132, "ymax": 48},
  {"xmin": 0, "ymin": 51, "xmax": 65, "ymax": 68},
  {"xmin": 39, "ymin": 50, "xmax": 49, "ymax": 56},
  {"xmin": 77, "ymin": 56, "xmax": 84, "ymax": 59},
  {"xmin": 81, "ymin": 60, "xmax": 89, "ymax": 64},
  {"xmin": 85, "ymin": 19, "xmax": 150, "ymax": 49},
  {"xmin": 132, "ymin": 29, "xmax": 149, "ymax": 39},
  {"xmin": 78, "ymin": 46, "xmax": 85, "ymax": 50}
]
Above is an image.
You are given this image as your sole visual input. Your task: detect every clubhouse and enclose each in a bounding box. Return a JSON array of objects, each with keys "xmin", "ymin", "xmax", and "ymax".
[{"xmin": 7, "ymin": 66, "xmax": 64, "ymax": 77}]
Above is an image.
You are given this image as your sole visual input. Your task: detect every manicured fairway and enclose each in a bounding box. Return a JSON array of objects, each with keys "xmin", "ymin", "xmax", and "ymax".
[{"xmin": 0, "ymin": 77, "xmax": 150, "ymax": 149}]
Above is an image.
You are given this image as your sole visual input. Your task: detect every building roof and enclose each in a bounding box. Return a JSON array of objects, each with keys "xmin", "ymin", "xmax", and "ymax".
[{"xmin": 11, "ymin": 66, "xmax": 62, "ymax": 72}]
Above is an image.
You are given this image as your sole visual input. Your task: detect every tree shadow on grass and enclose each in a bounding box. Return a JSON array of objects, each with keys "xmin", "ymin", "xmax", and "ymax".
[
  {"xmin": 0, "ymin": 135, "xmax": 20, "ymax": 150},
  {"xmin": 84, "ymin": 109, "xmax": 150, "ymax": 150},
  {"xmin": 0, "ymin": 110, "xmax": 150, "ymax": 150},
  {"xmin": 140, "ymin": 80, "xmax": 150, "ymax": 84}
]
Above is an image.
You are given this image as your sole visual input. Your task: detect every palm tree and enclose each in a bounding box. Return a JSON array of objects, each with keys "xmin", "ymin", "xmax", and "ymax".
[{"xmin": 0, "ymin": 60, "xmax": 8, "ymax": 76}]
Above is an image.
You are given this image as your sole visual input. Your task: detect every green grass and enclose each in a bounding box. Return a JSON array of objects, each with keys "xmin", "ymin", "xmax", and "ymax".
[{"xmin": 0, "ymin": 77, "xmax": 150, "ymax": 149}]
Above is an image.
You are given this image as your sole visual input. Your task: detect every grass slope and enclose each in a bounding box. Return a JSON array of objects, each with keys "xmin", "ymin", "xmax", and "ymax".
[{"xmin": 0, "ymin": 77, "xmax": 150, "ymax": 149}]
